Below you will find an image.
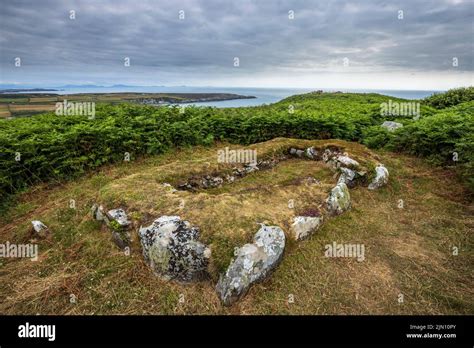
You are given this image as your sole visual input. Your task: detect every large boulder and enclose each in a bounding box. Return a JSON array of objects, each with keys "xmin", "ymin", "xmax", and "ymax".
[
  {"xmin": 216, "ymin": 224, "xmax": 286, "ymax": 306},
  {"xmin": 381, "ymin": 121, "xmax": 403, "ymax": 132},
  {"xmin": 368, "ymin": 164, "xmax": 389, "ymax": 190},
  {"xmin": 290, "ymin": 216, "xmax": 323, "ymax": 241},
  {"xmin": 326, "ymin": 182, "xmax": 351, "ymax": 215},
  {"xmin": 138, "ymin": 216, "xmax": 210, "ymax": 282}
]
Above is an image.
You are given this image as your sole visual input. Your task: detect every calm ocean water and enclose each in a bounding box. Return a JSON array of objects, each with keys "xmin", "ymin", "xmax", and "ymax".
[{"xmin": 16, "ymin": 86, "xmax": 441, "ymax": 107}]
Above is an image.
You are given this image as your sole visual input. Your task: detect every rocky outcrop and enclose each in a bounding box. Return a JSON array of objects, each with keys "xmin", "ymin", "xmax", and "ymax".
[
  {"xmin": 381, "ymin": 121, "xmax": 403, "ymax": 132},
  {"xmin": 368, "ymin": 164, "xmax": 389, "ymax": 190},
  {"xmin": 139, "ymin": 216, "xmax": 210, "ymax": 282},
  {"xmin": 290, "ymin": 216, "xmax": 323, "ymax": 241},
  {"xmin": 326, "ymin": 182, "xmax": 351, "ymax": 215},
  {"xmin": 216, "ymin": 224, "xmax": 285, "ymax": 306}
]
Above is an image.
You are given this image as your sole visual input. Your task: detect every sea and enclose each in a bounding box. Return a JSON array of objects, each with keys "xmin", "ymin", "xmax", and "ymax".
[{"xmin": 10, "ymin": 86, "xmax": 441, "ymax": 108}]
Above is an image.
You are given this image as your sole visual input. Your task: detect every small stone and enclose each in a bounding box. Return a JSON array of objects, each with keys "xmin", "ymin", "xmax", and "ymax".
[
  {"xmin": 368, "ymin": 164, "xmax": 389, "ymax": 190},
  {"xmin": 337, "ymin": 167, "xmax": 356, "ymax": 187},
  {"xmin": 305, "ymin": 147, "xmax": 318, "ymax": 159},
  {"xmin": 336, "ymin": 155, "xmax": 360, "ymax": 168},
  {"xmin": 326, "ymin": 182, "xmax": 351, "ymax": 215},
  {"xmin": 107, "ymin": 209, "xmax": 131, "ymax": 228},
  {"xmin": 31, "ymin": 220, "xmax": 49, "ymax": 238},
  {"xmin": 295, "ymin": 149, "xmax": 304, "ymax": 157},
  {"xmin": 112, "ymin": 231, "xmax": 130, "ymax": 249},
  {"xmin": 381, "ymin": 121, "xmax": 403, "ymax": 132},
  {"xmin": 290, "ymin": 216, "xmax": 323, "ymax": 241},
  {"xmin": 91, "ymin": 204, "xmax": 108, "ymax": 222}
]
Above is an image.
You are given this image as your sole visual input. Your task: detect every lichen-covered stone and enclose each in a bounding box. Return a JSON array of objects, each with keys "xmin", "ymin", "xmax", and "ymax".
[
  {"xmin": 338, "ymin": 167, "xmax": 367, "ymax": 188},
  {"xmin": 326, "ymin": 182, "xmax": 351, "ymax": 215},
  {"xmin": 337, "ymin": 167, "xmax": 356, "ymax": 186},
  {"xmin": 305, "ymin": 147, "xmax": 318, "ymax": 160},
  {"xmin": 138, "ymin": 216, "xmax": 210, "ymax": 282},
  {"xmin": 322, "ymin": 148, "xmax": 340, "ymax": 162},
  {"xmin": 336, "ymin": 155, "xmax": 360, "ymax": 169},
  {"xmin": 107, "ymin": 208, "xmax": 131, "ymax": 228},
  {"xmin": 31, "ymin": 220, "xmax": 49, "ymax": 238},
  {"xmin": 368, "ymin": 164, "xmax": 389, "ymax": 190},
  {"xmin": 216, "ymin": 224, "xmax": 286, "ymax": 306},
  {"xmin": 290, "ymin": 216, "xmax": 323, "ymax": 240},
  {"xmin": 91, "ymin": 204, "xmax": 108, "ymax": 223}
]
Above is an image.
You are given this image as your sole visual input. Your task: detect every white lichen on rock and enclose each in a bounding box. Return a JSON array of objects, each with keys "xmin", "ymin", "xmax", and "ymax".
[
  {"xmin": 31, "ymin": 220, "xmax": 49, "ymax": 237},
  {"xmin": 335, "ymin": 155, "xmax": 360, "ymax": 168},
  {"xmin": 216, "ymin": 224, "xmax": 286, "ymax": 306},
  {"xmin": 368, "ymin": 164, "xmax": 389, "ymax": 190},
  {"xmin": 326, "ymin": 182, "xmax": 351, "ymax": 215},
  {"xmin": 107, "ymin": 208, "xmax": 131, "ymax": 228},
  {"xmin": 139, "ymin": 215, "xmax": 210, "ymax": 282},
  {"xmin": 290, "ymin": 216, "xmax": 323, "ymax": 241}
]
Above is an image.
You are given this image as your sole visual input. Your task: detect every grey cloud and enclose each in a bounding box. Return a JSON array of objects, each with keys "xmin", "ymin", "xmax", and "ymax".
[{"xmin": 0, "ymin": 0, "xmax": 472, "ymax": 85}]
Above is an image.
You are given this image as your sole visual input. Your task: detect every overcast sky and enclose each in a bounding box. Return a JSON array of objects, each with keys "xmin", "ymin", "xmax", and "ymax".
[{"xmin": 0, "ymin": 0, "xmax": 473, "ymax": 89}]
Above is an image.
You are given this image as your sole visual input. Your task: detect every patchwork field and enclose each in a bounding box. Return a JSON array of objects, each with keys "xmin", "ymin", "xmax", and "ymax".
[{"xmin": 0, "ymin": 92, "xmax": 255, "ymax": 118}]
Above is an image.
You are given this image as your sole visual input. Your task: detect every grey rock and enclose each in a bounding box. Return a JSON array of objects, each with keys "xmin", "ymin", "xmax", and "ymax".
[
  {"xmin": 337, "ymin": 167, "xmax": 357, "ymax": 186},
  {"xmin": 107, "ymin": 208, "xmax": 131, "ymax": 228},
  {"xmin": 112, "ymin": 231, "xmax": 131, "ymax": 249},
  {"xmin": 139, "ymin": 216, "xmax": 210, "ymax": 282},
  {"xmin": 91, "ymin": 204, "xmax": 108, "ymax": 223},
  {"xmin": 368, "ymin": 164, "xmax": 389, "ymax": 190},
  {"xmin": 162, "ymin": 183, "xmax": 177, "ymax": 193},
  {"xmin": 381, "ymin": 121, "xmax": 403, "ymax": 132},
  {"xmin": 290, "ymin": 216, "xmax": 323, "ymax": 240},
  {"xmin": 322, "ymin": 148, "xmax": 339, "ymax": 162},
  {"xmin": 305, "ymin": 147, "xmax": 318, "ymax": 160},
  {"xmin": 216, "ymin": 224, "xmax": 286, "ymax": 306},
  {"xmin": 289, "ymin": 148, "xmax": 304, "ymax": 157},
  {"xmin": 31, "ymin": 220, "xmax": 49, "ymax": 238},
  {"xmin": 326, "ymin": 182, "xmax": 351, "ymax": 215},
  {"xmin": 336, "ymin": 155, "xmax": 360, "ymax": 168}
]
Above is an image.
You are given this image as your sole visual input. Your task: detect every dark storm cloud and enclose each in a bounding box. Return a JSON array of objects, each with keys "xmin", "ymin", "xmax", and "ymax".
[{"xmin": 0, "ymin": 0, "xmax": 472, "ymax": 85}]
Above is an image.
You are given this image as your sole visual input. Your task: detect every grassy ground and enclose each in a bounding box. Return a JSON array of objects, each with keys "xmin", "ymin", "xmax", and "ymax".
[{"xmin": 0, "ymin": 138, "xmax": 472, "ymax": 314}]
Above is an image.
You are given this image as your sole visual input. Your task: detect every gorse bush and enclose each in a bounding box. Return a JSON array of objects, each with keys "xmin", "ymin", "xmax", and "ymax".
[
  {"xmin": 423, "ymin": 87, "xmax": 474, "ymax": 109},
  {"xmin": 1, "ymin": 89, "xmax": 473, "ymax": 202}
]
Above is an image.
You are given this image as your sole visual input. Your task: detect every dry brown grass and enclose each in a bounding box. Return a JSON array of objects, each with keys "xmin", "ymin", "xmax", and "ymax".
[{"xmin": 0, "ymin": 138, "xmax": 472, "ymax": 315}]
